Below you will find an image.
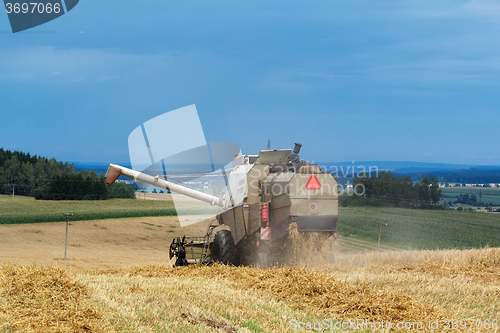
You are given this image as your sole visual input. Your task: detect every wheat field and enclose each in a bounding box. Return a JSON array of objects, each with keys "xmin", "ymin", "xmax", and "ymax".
[{"xmin": 0, "ymin": 217, "xmax": 499, "ymax": 333}]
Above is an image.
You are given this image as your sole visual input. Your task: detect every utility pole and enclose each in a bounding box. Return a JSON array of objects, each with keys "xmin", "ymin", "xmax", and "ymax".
[
  {"xmin": 377, "ymin": 222, "xmax": 387, "ymax": 251},
  {"xmin": 8, "ymin": 177, "xmax": 15, "ymax": 200},
  {"xmin": 63, "ymin": 213, "xmax": 73, "ymax": 260},
  {"xmin": 12, "ymin": 183, "xmax": 15, "ymax": 200}
]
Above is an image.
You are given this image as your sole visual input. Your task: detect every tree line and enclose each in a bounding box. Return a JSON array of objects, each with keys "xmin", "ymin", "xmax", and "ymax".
[
  {"xmin": 344, "ymin": 171, "xmax": 442, "ymax": 209},
  {"xmin": 448, "ymin": 194, "xmax": 497, "ymax": 208},
  {"xmin": 0, "ymin": 148, "xmax": 135, "ymax": 200}
]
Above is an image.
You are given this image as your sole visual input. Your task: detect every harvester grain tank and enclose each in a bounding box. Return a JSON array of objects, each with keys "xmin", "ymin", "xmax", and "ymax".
[{"xmin": 105, "ymin": 143, "xmax": 339, "ymax": 266}]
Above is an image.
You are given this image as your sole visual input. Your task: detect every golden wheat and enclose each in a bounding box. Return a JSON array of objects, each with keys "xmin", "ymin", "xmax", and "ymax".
[
  {"xmin": 0, "ymin": 266, "xmax": 116, "ymax": 332},
  {"xmin": 1, "ymin": 247, "xmax": 499, "ymax": 332}
]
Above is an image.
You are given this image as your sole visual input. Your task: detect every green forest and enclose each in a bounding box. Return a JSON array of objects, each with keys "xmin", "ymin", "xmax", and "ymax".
[
  {"xmin": 0, "ymin": 148, "xmax": 135, "ymax": 200},
  {"xmin": 346, "ymin": 171, "xmax": 442, "ymax": 209}
]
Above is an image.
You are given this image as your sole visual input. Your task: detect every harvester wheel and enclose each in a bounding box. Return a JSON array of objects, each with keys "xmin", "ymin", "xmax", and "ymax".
[{"xmin": 211, "ymin": 230, "xmax": 239, "ymax": 265}]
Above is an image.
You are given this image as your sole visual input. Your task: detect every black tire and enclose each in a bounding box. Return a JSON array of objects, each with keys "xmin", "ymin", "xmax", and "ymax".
[{"xmin": 210, "ymin": 230, "xmax": 239, "ymax": 265}]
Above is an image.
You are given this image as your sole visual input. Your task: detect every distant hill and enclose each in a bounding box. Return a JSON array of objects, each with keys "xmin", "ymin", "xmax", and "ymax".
[
  {"xmin": 321, "ymin": 161, "xmax": 500, "ymax": 184},
  {"xmin": 322, "ymin": 161, "xmax": 484, "ymax": 171},
  {"xmin": 72, "ymin": 162, "xmax": 131, "ymax": 180},
  {"xmin": 72, "ymin": 160, "xmax": 500, "ymax": 184}
]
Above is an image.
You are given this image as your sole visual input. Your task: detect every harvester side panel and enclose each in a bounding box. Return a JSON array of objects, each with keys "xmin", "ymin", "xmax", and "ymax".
[
  {"xmin": 245, "ymin": 165, "xmax": 270, "ymax": 206},
  {"xmin": 270, "ymin": 193, "xmax": 291, "ymax": 210},
  {"xmin": 219, "ymin": 205, "xmax": 247, "ymax": 245},
  {"xmin": 260, "ymin": 171, "xmax": 339, "ymax": 236},
  {"xmin": 261, "ymin": 172, "xmax": 294, "ymax": 202},
  {"xmin": 247, "ymin": 203, "xmax": 262, "ymax": 238},
  {"xmin": 269, "ymin": 194, "xmax": 292, "ymax": 241}
]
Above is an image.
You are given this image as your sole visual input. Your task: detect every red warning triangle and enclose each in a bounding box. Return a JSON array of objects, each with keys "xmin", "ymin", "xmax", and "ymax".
[{"xmin": 306, "ymin": 175, "xmax": 321, "ymax": 190}]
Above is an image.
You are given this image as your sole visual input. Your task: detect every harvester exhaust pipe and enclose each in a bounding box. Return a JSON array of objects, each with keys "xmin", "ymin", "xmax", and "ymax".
[
  {"xmin": 104, "ymin": 163, "xmax": 228, "ymax": 208},
  {"xmin": 293, "ymin": 143, "xmax": 302, "ymax": 155}
]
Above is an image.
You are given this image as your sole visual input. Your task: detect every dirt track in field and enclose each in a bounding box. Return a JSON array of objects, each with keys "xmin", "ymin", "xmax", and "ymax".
[
  {"xmin": 0, "ymin": 216, "xmax": 211, "ymax": 270},
  {"xmin": 0, "ymin": 215, "xmax": 396, "ymax": 271}
]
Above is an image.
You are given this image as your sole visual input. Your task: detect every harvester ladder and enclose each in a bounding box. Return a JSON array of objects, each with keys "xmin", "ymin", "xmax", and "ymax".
[{"xmin": 199, "ymin": 218, "xmax": 219, "ymax": 265}]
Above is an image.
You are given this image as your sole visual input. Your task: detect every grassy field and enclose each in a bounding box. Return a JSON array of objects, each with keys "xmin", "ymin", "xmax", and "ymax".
[
  {"xmin": 2, "ymin": 194, "xmax": 500, "ymax": 252},
  {"xmin": 441, "ymin": 186, "xmax": 500, "ymax": 206},
  {"xmin": 1, "ymin": 248, "xmax": 499, "ymax": 332},
  {"xmin": 0, "ymin": 194, "xmax": 176, "ymax": 224},
  {"xmin": 338, "ymin": 206, "xmax": 500, "ymax": 250}
]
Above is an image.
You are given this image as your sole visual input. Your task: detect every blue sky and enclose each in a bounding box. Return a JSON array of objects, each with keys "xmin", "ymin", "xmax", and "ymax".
[{"xmin": 1, "ymin": 0, "xmax": 499, "ymax": 166}]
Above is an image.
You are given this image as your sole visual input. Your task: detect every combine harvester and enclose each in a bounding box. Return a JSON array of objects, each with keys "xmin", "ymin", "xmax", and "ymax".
[
  {"xmin": 105, "ymin": 143, "xmax": 339, "ymax": 266},
  {"xmin": 105, "ymin": 105, "xmax": 338, "ymax": 266}
]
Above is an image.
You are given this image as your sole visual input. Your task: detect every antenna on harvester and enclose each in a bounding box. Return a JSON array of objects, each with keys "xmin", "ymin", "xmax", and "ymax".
[{"xmin": 267, "ymin": 140, "xmax": 271, "ymax": 150}]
